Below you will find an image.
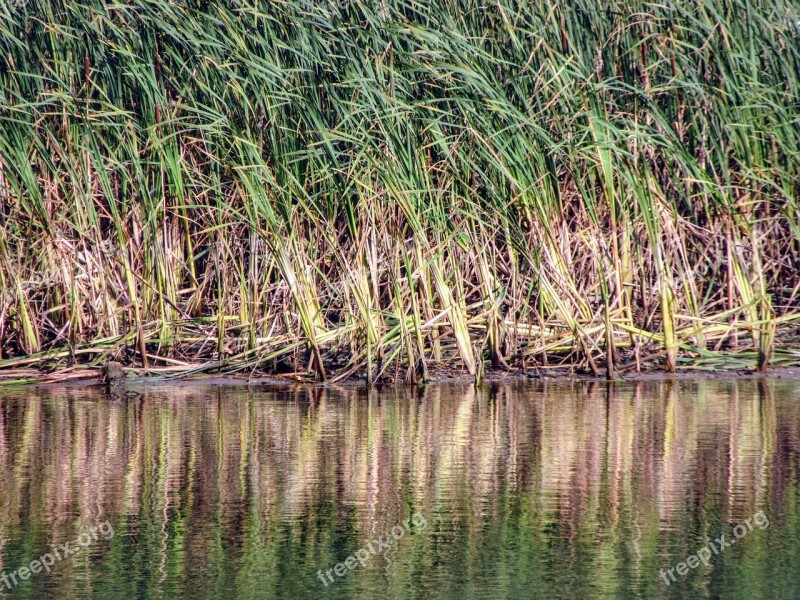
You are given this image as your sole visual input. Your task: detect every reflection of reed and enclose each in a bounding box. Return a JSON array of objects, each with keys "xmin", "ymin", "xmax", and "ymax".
[{"xmin": 0, "ymin": 379, "xmax": 797, "ymax": 596}]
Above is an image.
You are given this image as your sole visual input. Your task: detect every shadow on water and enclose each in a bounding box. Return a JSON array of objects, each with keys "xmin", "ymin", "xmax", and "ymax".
[{"xmin": 0, "ymin": 379, "xmax": 798, "ymax": 599}]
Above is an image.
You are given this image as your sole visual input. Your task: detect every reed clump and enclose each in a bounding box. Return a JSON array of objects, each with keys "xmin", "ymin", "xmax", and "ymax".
[{"xmin": 1, "ymin": 0, "xmax": 799, "ymax": 382}]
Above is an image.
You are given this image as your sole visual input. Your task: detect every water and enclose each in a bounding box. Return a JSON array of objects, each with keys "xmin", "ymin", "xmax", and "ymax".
[{"xmin": 0, "ymin": 378, "xmax": 798, "ymax": 599}]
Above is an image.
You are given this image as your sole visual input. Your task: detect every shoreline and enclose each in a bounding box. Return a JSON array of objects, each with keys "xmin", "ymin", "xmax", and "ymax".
[{"xmin": 4, "ymin": 364, "xmax": 800, "ymax": 390}]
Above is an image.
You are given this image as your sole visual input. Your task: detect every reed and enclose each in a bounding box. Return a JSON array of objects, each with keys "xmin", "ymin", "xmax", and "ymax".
[{"xmin": 0, "ymin": 0, "xmax": 799, "ymax": 381}]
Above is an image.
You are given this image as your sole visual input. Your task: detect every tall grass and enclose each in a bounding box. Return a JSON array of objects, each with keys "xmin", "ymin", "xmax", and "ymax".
[{"xmin": 1, "ymin": 0, "xmax": 799, "ymax": 380}]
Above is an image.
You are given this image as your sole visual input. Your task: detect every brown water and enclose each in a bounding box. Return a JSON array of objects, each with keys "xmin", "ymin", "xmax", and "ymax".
[{"xmin": 0, "ymin": 379, "xmax": 798, "ymax": 599}]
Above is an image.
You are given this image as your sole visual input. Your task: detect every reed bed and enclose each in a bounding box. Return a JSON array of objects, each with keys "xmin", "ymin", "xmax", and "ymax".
[{"xmin": 0, "ymin": 0, "xmax": 799, "ymax": 382}]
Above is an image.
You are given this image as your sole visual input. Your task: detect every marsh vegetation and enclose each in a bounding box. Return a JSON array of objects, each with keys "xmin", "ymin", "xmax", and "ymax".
[{"xmin": 1, "ymin": 0, "xmax": 799, "ymax": 381}]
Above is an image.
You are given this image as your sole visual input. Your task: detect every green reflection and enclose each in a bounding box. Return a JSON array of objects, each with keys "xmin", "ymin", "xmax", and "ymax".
[{"xmin": 0, "ymin": 379, "xmax": 798, "ymax": 599}]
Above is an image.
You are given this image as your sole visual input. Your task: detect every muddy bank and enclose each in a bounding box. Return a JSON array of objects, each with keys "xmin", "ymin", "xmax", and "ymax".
[{"xmin": 3, "ymin": 364, "xmax": 800, "ymax": 390}]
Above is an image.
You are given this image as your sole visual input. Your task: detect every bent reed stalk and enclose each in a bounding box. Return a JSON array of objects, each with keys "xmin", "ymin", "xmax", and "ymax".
[{"xmin": 1, "ymin": 0, "xmax": 799, "ymax": 382}]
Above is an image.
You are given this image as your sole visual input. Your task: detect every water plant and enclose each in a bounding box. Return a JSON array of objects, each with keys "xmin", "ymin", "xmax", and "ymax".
[{"xmin": 0, "ymin": 0, "xmax": 798, "ymax": 381}]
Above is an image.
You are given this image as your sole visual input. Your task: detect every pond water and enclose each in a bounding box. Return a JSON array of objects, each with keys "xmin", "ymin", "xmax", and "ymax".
[{"xmin": 0, "ymin": 378, "xmax": 798, "ymax": 599}]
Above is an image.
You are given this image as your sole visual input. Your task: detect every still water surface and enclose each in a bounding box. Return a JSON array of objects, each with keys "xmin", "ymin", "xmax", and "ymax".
[{"xmin": 0, "ymin": 379, "xmax": 798, "ymax": 599}]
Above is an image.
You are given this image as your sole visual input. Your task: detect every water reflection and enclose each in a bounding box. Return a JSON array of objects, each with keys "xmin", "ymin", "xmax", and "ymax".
[{"xmin": 0, "ymin": 379, "xmax": 798, "ymax": 599}]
